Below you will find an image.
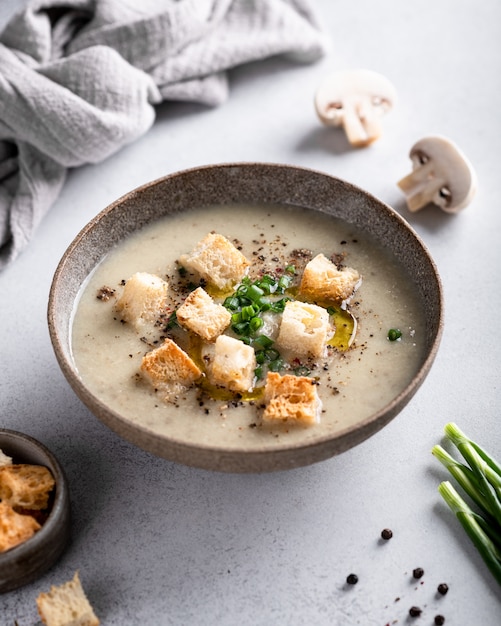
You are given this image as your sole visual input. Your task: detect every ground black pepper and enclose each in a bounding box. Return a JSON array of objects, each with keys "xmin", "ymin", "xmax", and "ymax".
[
  {"xmin": 409, "ymin": 606, "xmax": 422, "ymax": 617},
  {"xmin": 412, "ymin": 567, "xmax": 424, "ymax": 579},
  {"xmin": 381, "ymin": 528, "xmax": 393, "ymax": 540},
  {"xmin": 346, "ymin": 573, "xmax": 358, "ymax": 585},
  {"xmin": 437, "ymin": 583, "xmax": 449, "ymax": 595}
]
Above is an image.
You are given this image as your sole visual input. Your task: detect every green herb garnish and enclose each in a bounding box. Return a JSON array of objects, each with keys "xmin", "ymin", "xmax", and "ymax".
[
  {"xmin": 387, "ymin": 328, "xmax": 402, "ymax": 341},
  {"xmin": 432, "ymin": 423, "xmax": 501, "ymax": 586}
]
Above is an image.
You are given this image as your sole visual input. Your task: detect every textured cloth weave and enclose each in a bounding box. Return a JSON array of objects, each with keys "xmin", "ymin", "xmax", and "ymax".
[{"xmin": 0, "ymin": 0, "xmax": 327, "ymax": 269}]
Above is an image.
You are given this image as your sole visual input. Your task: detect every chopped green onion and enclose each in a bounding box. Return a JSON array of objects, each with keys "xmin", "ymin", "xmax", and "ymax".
[
  {"xmin": 270, "ymin": 297, "xmax": 290, "ymax": 313},
  {"xmin": 223, "ymin": 296, "xmax": 240, "ymax": 311},
  {"xmin": 285, "ymin": 264, "xmax": 296, "ymax": 274},
  {"xmin": 232, "ymin": 321, "xmax": 249, "ymax": 335},
  {"xmin": 387, "ymin": 328, "xmax": 402, "ymax": 341},
  {"xmin": 253, "ymin": 335, "xmax": 274, "ymax": 349},
  {"xmin": 241, "ymin": 304, "xmax": 257, "ymax": 320},
  {"xmin": 432, "ymin": 423, "xmax": 501, "ymax": 587},
  {"xmin": 249, "ymin": 316, "xmax": 264, "ymax": 333},
  {"xmin": 277, "ymin": 275, "xmax": 292, "ymax": 292},
  {"xmin": 255, "ymin": 350, "xmax": 266, "ymax": 365},
  {"xmin": 268, "ymin": 358, "xmax": 284, "ymax": 372},
  {"xmin": 246, "ymin": 284, "xmax": 265, "ymax": 301},
  {"xmin": 254, "ymin": 366, "xmax": 263, "ymax": 380},
  {"xmin": 264, "ymin": 348, "xmax": 280, "ymax": 362},
  {"xmin": 166, "ymin": 311, "xmax": 178, "ymax": 329},
  {"xmin": 327, "ymin": 306, "xmax": 337, "ymax": 316}
]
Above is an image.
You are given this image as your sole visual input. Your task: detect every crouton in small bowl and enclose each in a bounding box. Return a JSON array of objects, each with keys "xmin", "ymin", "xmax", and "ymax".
[
  {"xmin": 0, "ymin": 429, "xmax": 71, "ymax": 593},
  {"xmin": 48, "ymin": 163, "xmax": 444, "ymax": 473}
]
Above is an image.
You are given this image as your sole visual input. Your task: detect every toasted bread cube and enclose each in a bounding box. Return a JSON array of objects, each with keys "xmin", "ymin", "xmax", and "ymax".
[
  {"xmin": 208, "ymin": 335, "xmax": 256, "ymax": 393},
  {"xmin": 299, "ymin": 253, "xmax": 360, "ymax": 304},
  {"xmin": 0, "ymin": 501, "xmax": 41, "ymax": 552},
  {"xmin": 263, "ymin": 372, "xmax": 322, "ymax": 425},
  {"xmin": 179, "ymin": 233, "xmax": 249, "ymax": 290},
  {"xmin": 275, "ymin": 300, "xmax": 331, "ymax": 359},
  {"xmin": 115, "ymin": 272, "xmax": 169, "ymax": 330},
  {"xmin": 176, "ymin": 287, "xmax": 231, "ymax": 341},
  {"xmin": 0, "ymin": 464, "xmax": 55, "ymax": 511},
  {"xmin": 37, "ymin": 571, "xmax": 100, "ymax": 626},
  {"xmin": 141, "ymin": 338, "xmax": 202, "ymax": 392}
]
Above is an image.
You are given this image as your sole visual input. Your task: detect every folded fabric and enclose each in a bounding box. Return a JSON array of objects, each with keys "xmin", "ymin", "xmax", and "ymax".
[{"xmin": 0, "ymin": 0, "xmax": 328, "ymax": 270}]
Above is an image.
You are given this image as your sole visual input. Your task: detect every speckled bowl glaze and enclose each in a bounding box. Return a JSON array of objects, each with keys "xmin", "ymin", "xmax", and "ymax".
[
  {"xmin": 0, "ymin": 429, "xmax": 71, "ymax": 593},
  {"xmin": 48, "ymin": 163, "xmax": 444, "ymax": 473}
]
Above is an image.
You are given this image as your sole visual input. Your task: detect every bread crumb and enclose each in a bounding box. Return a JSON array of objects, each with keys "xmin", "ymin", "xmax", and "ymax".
[
  {"xmin": 0, "ymin": 464, "xmax": 55, "ymax": 511},
  {"xmin": 0, "ymin": 501, "xmax": 41, "ymax": 552},
  {"xmin": 37, "ymin": 571, "xmax": 100, "ymax": 626}
]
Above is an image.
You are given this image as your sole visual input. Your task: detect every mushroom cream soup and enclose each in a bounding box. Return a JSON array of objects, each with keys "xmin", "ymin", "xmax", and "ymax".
[{"xmin": 71, "ymin": 203, "xmax": 426, "ymax": 450}]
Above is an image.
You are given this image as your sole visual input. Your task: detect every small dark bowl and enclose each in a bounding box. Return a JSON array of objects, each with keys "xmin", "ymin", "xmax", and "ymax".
[{"xmin": 0, "ymin": 429, "xmax": 71, "ymax": 593}]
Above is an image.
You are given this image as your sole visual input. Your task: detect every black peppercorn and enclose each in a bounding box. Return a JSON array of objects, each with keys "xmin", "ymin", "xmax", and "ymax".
[
  {"xmin": 381, "ymin": 528, "xmax": 393, "ymax": 540},
  {"xmin": 409, "ymin": 606, "xmax": 422, "ymax": 617},
  {"xmin": 437, "ymin": 583, "xmax": 449, "ymax": 595},
  {"xmin": 434, "ymin": 616, "xmax": 445, "ymax": 625},
  {"xmin": 346, "ymin": 573, "xmax": 358, "ymax": 585},
  {"xmin": 412, "ymin": 567, "xmax": 424, "ymax": 579}
]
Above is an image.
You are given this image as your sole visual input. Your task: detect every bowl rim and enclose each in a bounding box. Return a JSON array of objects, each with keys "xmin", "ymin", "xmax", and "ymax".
[{"xmin": 47, "ymin": 162, "xmax": 444, "ymax": 472}]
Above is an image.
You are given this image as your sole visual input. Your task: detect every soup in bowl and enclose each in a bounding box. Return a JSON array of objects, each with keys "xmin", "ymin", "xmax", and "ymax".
[{"xmin": 48, "ymin": 163, "xmax": 443, "ymax": 472}]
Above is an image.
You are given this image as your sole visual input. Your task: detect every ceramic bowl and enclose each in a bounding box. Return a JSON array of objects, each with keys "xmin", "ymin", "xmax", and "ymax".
[
  {"xmin": 48, "ymin": 163, "xmax": 444, "ymax": 473},
  {"xmin": 0, "ymin": 429, "xmax": 71, "ymax": 593}
]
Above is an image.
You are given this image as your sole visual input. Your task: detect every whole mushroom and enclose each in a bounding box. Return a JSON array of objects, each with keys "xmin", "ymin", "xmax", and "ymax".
[
  {"xmin": 397, "ymin": 136, "xmax": 477, "ymax": 213},
  {"xmin": 315, "ymin": 69, "xmax": 397, "ymax": 147}
]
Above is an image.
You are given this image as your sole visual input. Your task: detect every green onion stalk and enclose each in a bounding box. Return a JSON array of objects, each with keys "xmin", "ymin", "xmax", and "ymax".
[{"xmin": 432, "ymin": 422, "xmax": 501, "ymax": 586}]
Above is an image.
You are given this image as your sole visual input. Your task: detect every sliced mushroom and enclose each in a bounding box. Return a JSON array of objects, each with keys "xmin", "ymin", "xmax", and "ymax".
[
  {"xmin": 314, "ymin": 69, "xmax": 397, "ymax": 147},
  {"xmin": 397, "ymin": 136, "xmax": 477, "ymax": 213}
]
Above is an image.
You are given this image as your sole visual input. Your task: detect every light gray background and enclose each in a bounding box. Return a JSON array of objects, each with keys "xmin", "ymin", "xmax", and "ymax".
[{"xmin": 1, "ymin": 1, "xmax": 500, "ymax": 624}]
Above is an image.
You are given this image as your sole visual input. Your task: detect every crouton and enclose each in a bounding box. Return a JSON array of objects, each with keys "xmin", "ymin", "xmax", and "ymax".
[
  {"xmin": 262, "ymin": 372, "xmax": 322, "ymax": 426},
  {"xmin": 298, "ymin": 253, "xmax": 360, "ymax": 305},
  {"xmin": 115, "ymin": 272, "xmax": 168, "ymax": 331},
  {"xmin": 0, "ymin": 501, "xmax": 41, "ymax": 552},
  {"xmin": 275, "ymin": 300, "xmax": 331, "ymax": 359},
  {"xmin": 179, "ymin": 233, "xmax": 249, "ymax": 290},
  {"xmin": 141, "ymin": 338, "xmax": 202, "ymax": 394},
  {"xmin": 0, "ymin": 464, "xmax": 55, "ymax": 511},
  {"xmin": 208, "ymin": 335, "xmax": 256, "ymax": 393},
  {"xmin": 176, "ymin": 287, "xmax": 231, "ymax": 341},
  {"xmin": 37, "ymin": 571, "xmax": 100, "ymax": 626}
]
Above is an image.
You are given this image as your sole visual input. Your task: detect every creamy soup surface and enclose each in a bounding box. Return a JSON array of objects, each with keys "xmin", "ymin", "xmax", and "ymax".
[{"xmin": 71, "ymin": 203, "xmax": 427, "ymax": 451}]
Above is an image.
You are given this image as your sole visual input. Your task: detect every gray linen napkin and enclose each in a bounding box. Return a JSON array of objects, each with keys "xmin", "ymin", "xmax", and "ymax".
[{"xmin": 0, "ymin": 0, "xmax": 328, "ymax": 270}]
